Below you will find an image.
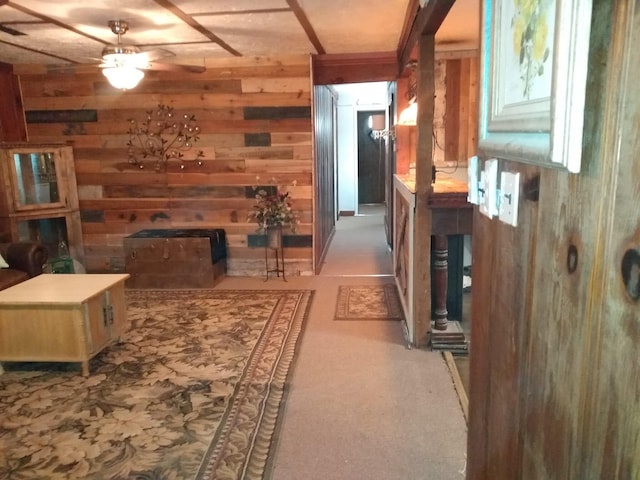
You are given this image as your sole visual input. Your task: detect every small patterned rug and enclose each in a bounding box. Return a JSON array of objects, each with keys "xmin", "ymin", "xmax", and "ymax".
[
  {"xmin": 0, "ymin": 289, "xmax": 313, "ymax": 480},
  {"xmin": 334, "ymin": 284, "xmax": 404, "ymax": 321}
]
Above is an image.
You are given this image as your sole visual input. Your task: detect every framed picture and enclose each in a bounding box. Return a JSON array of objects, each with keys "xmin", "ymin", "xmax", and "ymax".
[{"xmin": 478, "ymin": 0, "xmax": 592, "ymax": 173}]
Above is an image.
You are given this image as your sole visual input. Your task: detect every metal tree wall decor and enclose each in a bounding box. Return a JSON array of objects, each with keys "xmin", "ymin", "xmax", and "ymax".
[{"xmin": 126, "ymin": 104, "xmax": 204, "ymax": 171}]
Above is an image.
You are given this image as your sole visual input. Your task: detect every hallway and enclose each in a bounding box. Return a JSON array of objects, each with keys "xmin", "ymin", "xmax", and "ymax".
[{"xmin": 218, "ymin": 207, "xmax": 467, "ymax": 479}]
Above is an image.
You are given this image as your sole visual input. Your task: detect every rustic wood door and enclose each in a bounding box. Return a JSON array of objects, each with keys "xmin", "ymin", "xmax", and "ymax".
[{"xmin": 357, "ymin": 110, "xmax": 385, "ymax": 205}]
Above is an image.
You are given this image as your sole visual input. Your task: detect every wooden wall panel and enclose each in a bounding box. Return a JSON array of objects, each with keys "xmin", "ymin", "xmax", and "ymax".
[
  {"xmin": 442, "ymin": 55, "xmax": 478, "ymax": 168},
  {"xmin": 468, "ymin": 1, "xmax": 640, "ymax": 478},
  {"xmin": 399, "ymin": 54, "xmax": 479, "ymax": 174},
  {"xmin": 17, "ymin": 55, "xmax": 314, "ymax": 276}
]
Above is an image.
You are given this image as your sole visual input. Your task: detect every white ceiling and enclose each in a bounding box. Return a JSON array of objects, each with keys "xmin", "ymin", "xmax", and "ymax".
[{"xmin": 0, "ymin": 0, "xmax": 479, "ymax": 67}]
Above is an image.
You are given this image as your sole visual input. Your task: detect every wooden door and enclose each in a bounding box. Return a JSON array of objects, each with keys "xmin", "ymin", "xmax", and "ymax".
[{"xmin": 357, "ymin": 110, "xmax": 385, "ymax": 205}]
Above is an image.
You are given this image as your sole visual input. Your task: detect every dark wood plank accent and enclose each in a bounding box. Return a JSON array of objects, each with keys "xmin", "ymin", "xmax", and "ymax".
[
  {"xmin": 243, "ymin": 106, "xmax": 311, "ymax": 119},
  {"xmin": 247, "ymin": 233, "xmax": 312, "ymax": 248},
  {"xmin": 312, "ymin": 52, "xmax": 398, "ymax": 85},
  {"xmin": 25, "ymin": 109, "xmax": 98, "ymax": 123},
  {"xmin": 80, "ymin": 210, "xmax": 105, "ymax": 223},
  {"xmin": 286, "ymin": 0, "xmax": 325, "ymax": 54},
  {"xmin": 244, "ymin": 133, "xmax": 271, "ymax": 147}
]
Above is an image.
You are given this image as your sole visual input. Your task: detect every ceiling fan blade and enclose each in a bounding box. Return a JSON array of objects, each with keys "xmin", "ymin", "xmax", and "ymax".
[
  {"xmin": 136, "ymin": 48, "xmax": 176, "ymax": 62},
  {"xmin": 145, "ymin": 62, "xmax": 206, "ymax": 73}
]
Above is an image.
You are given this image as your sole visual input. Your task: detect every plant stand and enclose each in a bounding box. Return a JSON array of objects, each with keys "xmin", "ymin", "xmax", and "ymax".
[{"xmin": 264, "ymin": 227, "xmax": 286, "ymax": 281}]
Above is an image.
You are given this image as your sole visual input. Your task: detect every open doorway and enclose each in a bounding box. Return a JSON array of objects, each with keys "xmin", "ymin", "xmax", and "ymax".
[{"xmin": 315, "ymin": 82, "xmax": 392, "ymax": 276}]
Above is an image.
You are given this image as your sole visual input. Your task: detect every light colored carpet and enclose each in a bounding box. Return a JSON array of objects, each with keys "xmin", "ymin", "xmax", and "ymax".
[
  {"xmin": 218, "ymin": 203, "xmax": 467, "ymax": 479},
  {"xmin": 219, "ymin": 276, "xmax": 468, "ymax": 480},
  {"xmin": 320, "ymin": 205, "xmax": 393, "ymax": 277},
  {"xmin": 334, "ymin": 284, "xmax": 403, "ymax": 321},
  {"xmin": 0, "ymin": 289, "xmax": 312, "ymax": 480}
]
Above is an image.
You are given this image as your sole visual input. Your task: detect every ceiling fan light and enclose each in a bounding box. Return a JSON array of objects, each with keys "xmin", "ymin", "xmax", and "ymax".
[{"xmin": 103, "ymin": 66, "xmax": 144, "ymax": 90}]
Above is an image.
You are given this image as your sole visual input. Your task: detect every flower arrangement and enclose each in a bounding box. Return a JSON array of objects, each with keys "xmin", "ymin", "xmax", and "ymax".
[
  {"xmin": 248, "ymin": 179, "xmax": 298, "ymax": 233},
  {"xmin": 511, "ymin": 0, "xmax": 552, "ymax": 99}
]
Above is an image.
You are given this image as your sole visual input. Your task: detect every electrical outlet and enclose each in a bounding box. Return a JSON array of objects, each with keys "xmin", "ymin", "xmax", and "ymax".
[
  {"xmin": 479, "ymin": 159, "xmax": 498, "ymax": 218},
  {"xmin": 499, "ymin": 171, "xmax": 520, "ymax": 227}
]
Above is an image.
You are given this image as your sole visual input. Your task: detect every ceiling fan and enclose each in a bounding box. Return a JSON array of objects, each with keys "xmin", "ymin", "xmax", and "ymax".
[{"xmin": 99, "ymin": 19, "xmax": 205, "ymax": 89}]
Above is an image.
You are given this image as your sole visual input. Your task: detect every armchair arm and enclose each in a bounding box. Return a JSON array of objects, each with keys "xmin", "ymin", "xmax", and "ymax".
[{"xmin": 1, "ymin": 242, "xmax": 49, "ymax": 278}]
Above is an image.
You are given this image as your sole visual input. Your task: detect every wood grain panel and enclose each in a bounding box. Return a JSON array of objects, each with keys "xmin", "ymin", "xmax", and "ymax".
[
  {"xmin": 468, "ymin": 2, "xmax": 640, "ymax": 478},
  {"xmin": 17, "ymin": 55, "xmax": 314, "ymax": 276}
]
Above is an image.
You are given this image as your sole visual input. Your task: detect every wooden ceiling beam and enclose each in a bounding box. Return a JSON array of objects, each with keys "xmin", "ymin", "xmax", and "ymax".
[
  {"xmin": 312, "ymin": 51, "xmax": 398, "ymax": 85},
  {"xmin": 398, "ymin": 0, "xmax": 456, "ymax": 70},
  {"xmin": 287, "ymin": 0, "xmax": 326, "ymax": 55}
]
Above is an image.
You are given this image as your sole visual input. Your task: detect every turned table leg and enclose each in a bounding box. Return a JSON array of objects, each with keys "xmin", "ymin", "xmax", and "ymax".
[{"xmin": 433, "ymin": 234, "xmax": 449, "ymax": 330}]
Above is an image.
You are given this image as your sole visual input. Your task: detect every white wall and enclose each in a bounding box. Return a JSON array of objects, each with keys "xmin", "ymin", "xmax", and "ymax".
[{"xmin": 333, "ymin": 82, "xmax": 388, "ymax": 214}]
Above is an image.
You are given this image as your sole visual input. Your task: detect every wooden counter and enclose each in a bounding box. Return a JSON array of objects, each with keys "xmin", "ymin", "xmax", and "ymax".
[{"xmin": 393, "ymin": 175, "xmax": 472, "ymax": 344}]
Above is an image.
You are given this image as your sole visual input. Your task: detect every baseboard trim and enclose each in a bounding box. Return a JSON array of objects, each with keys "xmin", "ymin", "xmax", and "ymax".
[
  {"xmin": 339, "ymin": 210, "xmax": 355, "ymax": 217},
  {"xmin": 443, "ymin": 351, "xmax": 469, "ymax": 425}
]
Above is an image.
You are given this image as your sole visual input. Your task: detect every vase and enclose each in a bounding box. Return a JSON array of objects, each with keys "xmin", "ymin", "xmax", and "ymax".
[{"xmin": 266, "ymin": 226, "xmax": 283, "ymax": 249}]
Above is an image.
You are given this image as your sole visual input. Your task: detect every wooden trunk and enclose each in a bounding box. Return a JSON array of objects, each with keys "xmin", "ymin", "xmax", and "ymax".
[{"xmin": 124, "ymin": 229, "xmax": 226, "ymax": 289}]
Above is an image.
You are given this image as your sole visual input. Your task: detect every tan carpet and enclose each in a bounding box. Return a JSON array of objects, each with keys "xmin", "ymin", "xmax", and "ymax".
[
  {"xmin": 334, "ymin": 284, "xmax": 403, "ymax": 321},
  {"xmin": 0, "ymin": 289, "xmax": 312, "ymax": 480}
]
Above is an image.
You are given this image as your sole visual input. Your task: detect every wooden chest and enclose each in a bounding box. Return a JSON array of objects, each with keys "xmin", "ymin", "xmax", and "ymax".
[{"xmin": 124, "ymin": 229, "xmax": 226, "ymax": 289}]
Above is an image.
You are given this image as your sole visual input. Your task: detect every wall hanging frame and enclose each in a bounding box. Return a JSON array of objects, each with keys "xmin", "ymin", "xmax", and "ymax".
[{"xmin": 478, "ymin": 0, "xmax": 592, "ymax": 173}]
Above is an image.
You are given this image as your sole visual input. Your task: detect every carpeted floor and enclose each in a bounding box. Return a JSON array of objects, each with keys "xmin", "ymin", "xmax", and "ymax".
[
  {"xmin": 334, "ymin": 284, "xmax": 403, "ymax": 321},
  {"xmin": 0, "ymin": 289, "xmax": 312, "ymax": 480}
]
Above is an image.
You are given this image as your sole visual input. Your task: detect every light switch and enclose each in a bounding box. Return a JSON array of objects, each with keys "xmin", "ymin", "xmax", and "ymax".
[
  {"xmin": 479, "ymin": 159, "xmax": 498, "ymax": 218},
  {"xmin": 499, "ymin": 171, "xmax": 520, "ymax": 227},
  {"xmin": 467, "ymin": 156, "xmax": 479, "ymax": 205}
]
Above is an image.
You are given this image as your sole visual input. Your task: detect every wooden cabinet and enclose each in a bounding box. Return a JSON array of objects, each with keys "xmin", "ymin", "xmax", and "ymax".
[
  {"xmin": 123, "ymin": 229, "xmax": 227, "ymax": 289},
  {"xmin": 0, "ymin": 274, "xmax": 129, "ymax": 376},
  {"xmin": 0, "ymin": 144, "xmax": 84, "ymax": 264}
]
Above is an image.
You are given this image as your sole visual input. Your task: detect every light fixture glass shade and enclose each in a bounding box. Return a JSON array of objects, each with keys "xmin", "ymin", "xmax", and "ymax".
[
  {"xmin": 398, "ymin": 102, "xmax": 417, "ymax": 126},
  {"xmin": 370, "ymin": 114, "xmax": 386, "ymax": 131},
  {"xmin": 103, "ymin": 66, "xmax": 145, "ymax": 90}
]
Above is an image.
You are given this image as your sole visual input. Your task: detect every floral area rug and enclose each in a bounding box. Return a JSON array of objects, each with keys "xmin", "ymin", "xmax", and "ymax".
[
  {"xmin": 0, "ymin": 289, "xmax": 313, "ymax": 480},
  {"xmin": 334, "ymin": 284, "xmax": 403, "ymax": 321}
]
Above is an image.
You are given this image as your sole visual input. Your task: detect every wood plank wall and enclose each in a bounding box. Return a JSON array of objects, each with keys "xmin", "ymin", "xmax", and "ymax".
[
  {"xmin": 396, "ymin": 54, "xmax": 478, "ymax": 176},
  {"xmin": 468, "ymin": 1, "xmax": 640, "ymax": 477},
  {"xmin": 14, "ymin": 55, "xmax": 314, "ymax": 276},
  {"xmin": 436, "ymin": 55, "xmax": 479, "ymax": 168}
]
